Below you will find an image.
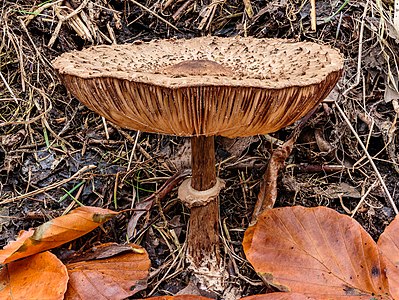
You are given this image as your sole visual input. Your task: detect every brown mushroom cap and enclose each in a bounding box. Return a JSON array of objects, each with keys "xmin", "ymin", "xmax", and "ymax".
[{"xmin": 52, "ymin": 36, "xmax": 343, "ymax": 137}]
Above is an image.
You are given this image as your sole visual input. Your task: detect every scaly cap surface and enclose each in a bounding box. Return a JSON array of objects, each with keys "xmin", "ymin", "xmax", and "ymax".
[{"xmin": 53, "ymin": 36, "xmax": 343, "ymax": 137}]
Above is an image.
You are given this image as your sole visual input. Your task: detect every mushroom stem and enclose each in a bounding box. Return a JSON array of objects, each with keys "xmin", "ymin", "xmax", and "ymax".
[
  {"xmin": 187, "ymin": 135, "xmax": 221, "ymax": 269},
  {"xmin": 191, "ymin": 136, "xmax": 216, "ymax": 190}
]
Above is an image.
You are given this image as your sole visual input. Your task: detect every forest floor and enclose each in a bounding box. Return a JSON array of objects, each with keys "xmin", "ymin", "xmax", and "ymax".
[{"xmin": 1, "ymin": 0, "xmax": 399, "ymax": 298}]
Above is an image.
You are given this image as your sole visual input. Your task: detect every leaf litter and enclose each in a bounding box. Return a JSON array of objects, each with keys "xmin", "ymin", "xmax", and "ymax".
[
  {"xmin": 243, "ymin": 206, "xmax": 399, "ymax": 299},
  {"xmin": 65, "ymin": 243, "xmax": 150, "ymax": 300},
  {"xmin": 0, "ymin": 206, "xmax": 119, "ymax": 264},
  {"xmin": 0, "ymin": 207, "xmax": 150, "ymax": 300}
]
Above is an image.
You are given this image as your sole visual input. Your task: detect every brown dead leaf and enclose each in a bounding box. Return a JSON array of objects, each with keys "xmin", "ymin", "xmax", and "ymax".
[
  {"xmin": 64, "ymin": 243, "xmax": 150, "ymax": 300},
  {"xmin": 167, "ymin": 139, "xmax": 191, "ymax": 171},
  {"xmin": 65, "ymin": 242, "xmax": 135, "ymax": 264},
  {"xmin": 242, "ymin": 294, "xmax": 379, "ymax": 299},
  {"xmin": 144, "ymin": 296, "xmax": 211, "ymax": 300},
  {"xmin": 0, "ymin": 251, "xmax": 68, "ymax": 300},
  {"xmin": 0, "ymin": 129, "xmax": 26, "ymax": 149},
  {"xmin": 218, "ymin": 136, "xmax": 259, "ymax": 158},
  {"xmin": 241, "ymin": 293, "xmax": 314, "ymax": 299},
  {"xmin": 252, "ymin": 106, "xmax": 317, "ymax": 224},
  {"xmin": 251, "ymin": 0, "xmax": 287, "ymax": 23},
  {"xmin": 314, "ymin": 182, "xmax": 361, "ymax": 200},
  {"xmin": 314, "ymin": 128, "xmax": 334, "ymax": 153},
  {"xmin": 384, "ymin": 80, "xmax": 399, "ymax": 103},
  {"xmin": 0, "ymin": 206, "xmax": 118, "ymax": 264},
  {"xmin": 378, "ymin": 216, "xmax": 399, "ymax": 298},
  {"xmin": 252, "ymin": 136, "xmax": 295, "ymax": 223},
  {"xmin": 243, "ymin": 206, "xmax": 395, "ymax": 298}
]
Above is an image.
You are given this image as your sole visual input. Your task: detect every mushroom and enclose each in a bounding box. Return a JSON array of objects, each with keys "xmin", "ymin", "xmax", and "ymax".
[{"xmin": 52, "ymin": 36, "xmax": 344, "ymax": 291}]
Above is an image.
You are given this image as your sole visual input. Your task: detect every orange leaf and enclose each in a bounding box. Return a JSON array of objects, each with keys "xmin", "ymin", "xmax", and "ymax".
[
  {"xmin": 144, "ymin": 296, "xmax": 211, "ymax": 299},
  {"xmin": 378, "ymin": 216, "xmax": 399, "ymax": 298},
  {"xmin": 0, "ymin": 251, "xmax": 68, "ymax": 300},
  {"xmin": 0, "ymin": 206, "xmax": 118, "ymax": 264},
  {"xmin": 241, "ymin": 293, "xmax": 380, "ymax": 299},
  {"xmin": 241, "ymin": 293, "xmax": 315, "ymax": 299},
  {"xmin": 243, "ymin": 206, "xmax": 394, "ymax": 298},
  {"xmin": 64, "ymin": 243, "xmax": 150, "ymax": 300}
]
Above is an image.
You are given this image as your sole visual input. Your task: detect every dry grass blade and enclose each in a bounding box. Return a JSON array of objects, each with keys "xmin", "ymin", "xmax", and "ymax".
[
  {"xmin": 243, "ymin": 0, "xmax": 254, "ymax": 18},
  {"xmin": 24, "ymin": 0, "xmax": 63, "ymax": 26},
  {"xmin": 129, "ymin": 0, "xmax": 180, "ymax": 32},
  {"xmin": 48, "ymin": 0, "xmax": 92, "ymax": 47},
  {"xmin": 0, "ymin": 71, "xmax": 18, "ymax": 104},
  {"xmin": 310, "ymin": 0, "xmax": 316, "ymax": 31}
]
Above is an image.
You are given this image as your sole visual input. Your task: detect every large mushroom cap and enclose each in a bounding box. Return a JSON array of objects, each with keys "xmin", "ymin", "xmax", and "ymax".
[{"xmin": 53, "ymin": 36, "xmax": 343, "ymax": 137}]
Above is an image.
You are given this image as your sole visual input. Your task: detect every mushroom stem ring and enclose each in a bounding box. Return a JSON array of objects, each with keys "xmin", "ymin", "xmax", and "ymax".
[{"xmin": 178, "ymin": 177, "xmax": 225, "ymax": 208}]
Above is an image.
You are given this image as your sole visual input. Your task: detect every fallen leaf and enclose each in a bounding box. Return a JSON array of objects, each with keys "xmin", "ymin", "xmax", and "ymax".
[
  {"xmin": 0, "ymin": 129, "xmax": 26, "ymax": 149},
  {"xmin": 378, "ymin": 216, "xmax": 399, "ymax": 298},
  {"xmin": 241, "ymin": 293, "xmax": 379, "ymax": 299},
  {"xmin": 218, "ymin": 136, "xmax": 259, "ymax": 158},
  {"xmin": 64, "ymin": 243, "xmax": 150, "ymax": 300},
  {"xmin": 243, "ymin": 206, "xmax": 394, "ymax": 298},
  {"xmin": 384, "ymin": 81, "xmax": 399, "ymax": 103},
  {"xmin": 144, "ymin": 296, "xmax": 211, "ymax": 300},
  {"xmin": 252, "ymin": 134, "xmax": 295, "ymax": 223},
  {"xmin": 0, "ymin": 206, "xmax": 118, "ymax": 264},
  {"xmin": 251, "ymin": 0, "xmax": 287, "ymax": 23},
  {"xmin": 174, "ymin": 281, "xmax": 202, "ymax": 296},
  {"xmin": 378, "ymin": 217, "xmax": 399, "ymax": 263},
  {"xmin": 314, "ymin": 182, "xmax": 361, "ymax": 199},
  {"xmin": 252, "ymin": 106, "xmax": 317, "ymax": 224},
  {"xmin": 167, "ymin": 139, "xmax": 191, "ymax": 171},
  {"xmin": 0, "ymin": 251, "xmax": 68, "ymax": 300},
  {"xmin": 0, "ymin": 229, "xmax": 35, "ymax": 263},
  {"xmin": 241, "ymin": 293, "xmax": 315, "ymax": 299},
  {"xmin": 65, "ymin": 242, "xmax": 136, "ymax": 263},
  {"xmin": 314, "ymin": 128, "xmax": 334, "ymax": 153}
]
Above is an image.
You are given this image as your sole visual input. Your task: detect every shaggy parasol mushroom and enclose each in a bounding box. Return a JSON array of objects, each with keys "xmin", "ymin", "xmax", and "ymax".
[{"xmin": 52, "ymin": 36, "xmax": 343, "ymax": 290}]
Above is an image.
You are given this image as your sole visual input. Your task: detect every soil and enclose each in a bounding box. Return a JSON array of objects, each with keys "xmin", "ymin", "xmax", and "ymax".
[{"xmin": 1, "ymin": 0, "xmax": 399, "ymax": 299}]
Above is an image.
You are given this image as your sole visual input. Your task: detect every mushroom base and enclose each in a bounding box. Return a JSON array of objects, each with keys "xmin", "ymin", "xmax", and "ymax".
[{"xmin": 186, "ymin": 234, "xmax": 228, "ymax": 292}]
